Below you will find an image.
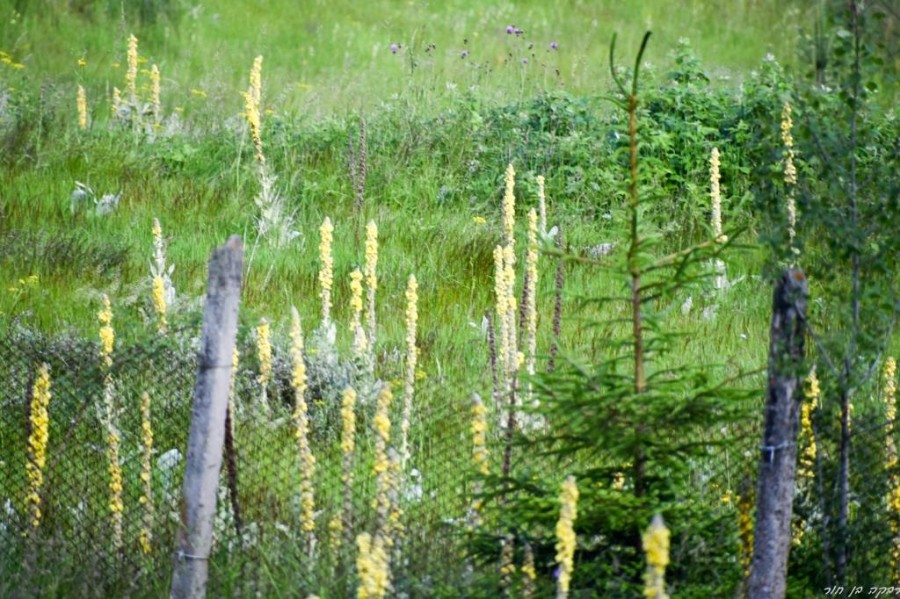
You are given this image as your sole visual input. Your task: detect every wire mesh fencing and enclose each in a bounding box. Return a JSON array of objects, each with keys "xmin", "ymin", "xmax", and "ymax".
[
  {"xmin": 0, "ymin": 317, "xmax": 478, "ymax": 598},
  {"xmin": 1, "ymin": 307, "xmax": 897, "ymax": 597}
]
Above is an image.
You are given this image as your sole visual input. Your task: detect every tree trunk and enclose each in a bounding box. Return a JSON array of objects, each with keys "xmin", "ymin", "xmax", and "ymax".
[{"xmin": 748, "ymin": 268, "xmax": 808, "ymax": 599}]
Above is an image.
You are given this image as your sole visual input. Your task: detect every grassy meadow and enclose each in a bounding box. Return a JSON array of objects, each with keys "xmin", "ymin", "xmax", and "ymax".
[{"xmin": 1, "ymin": 0, "xmax": 898, "ymax": 597}]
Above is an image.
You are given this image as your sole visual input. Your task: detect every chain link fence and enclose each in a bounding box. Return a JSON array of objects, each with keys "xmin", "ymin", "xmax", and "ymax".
[{"xmin": 0, "ymin": 316, "xmax": 477, "ymax": 597}]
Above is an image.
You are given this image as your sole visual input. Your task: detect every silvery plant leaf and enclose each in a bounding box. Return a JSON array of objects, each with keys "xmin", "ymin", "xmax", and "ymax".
[
  {"xmin": 587, "ymin": 242, "xmax": 616, "ymax": 258},
  {"xmin": 94, "ymin": 192, "xmax": 121, "ymax": 216},
  {"xmin": 70, "ymin": 181, "xmax": 94, "ymax": 214}
]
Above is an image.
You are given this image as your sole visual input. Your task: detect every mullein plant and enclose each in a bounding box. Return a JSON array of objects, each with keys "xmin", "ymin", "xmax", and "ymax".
[
  {"xmin": 364, "ymin": 221, "xmax": 378, "ymax": 362},
  {"xmin": 349, "ymin": 270, "xmax": 367, "ymax": 356},
  {"xmin": 481, "ymin": 34, "xmax": 753, "ymax": 595},
  {"xmin": 883, "ymin": 357, "xmax": 900, "ymax": 577},
  {"xmin": 149, "ymin": 64, "xmax": 160, "ymax": 126},
  {"xmin": 781, "ymin": 101, "xmax": 798, "ymax": 257},
  {"xmin": 710, "ymin": 147, "xmax": 728, "ymax": 291},
  {"xmin": 138, "ymin": 391, "xmax": 154, "ymax": 556},
  {"xmin": 793, "ymin": 370, "xmax": 820, "ymax": 546},
  {"xmin": 111, "ymin": 87, "xmax": 121, "ymax": 117},
  {"xmin": 499, "ymin": 533, "xmax": 516, "ymax": 598},
  {"xmin": 521, "ymin": 541, "xmax": 537, "ymax": 599},
  {"xmin": 366, "ymin": 384, "xmax": 396, "ymax": 592},
  {"xmin": 112, "ymin": 33, "xmax": 145, "ymax": 128},
  {"xmin": 290, "ymin": 307, "xmax": 317, "ymax": 560},
  {"xmin": 150, "ymin": 217, "xmax": 174, "ymax": 334},
  {"xmin": 126, "ymin": 34, "xmax": 138, "ymax": 104},
  {"xmin": 329, "ymin": 387, "xmax": 357, "ymax": 556},
  {"xmin": 256, "ymin": 318, "xmax": 273, "ymax": 414},
  {"xmin": 555, "ymin": 476, "xmax": 578, "ymax": 599},
  {"xmin": 355, "ymin": 532, "xmax": 389, "ymax": 599},
  {"xmin": 522, "ymin": 209, "xmax": 541, "ymax": 429},
  {"xmin": 399, "ymin": 274, "xmax": 418, "ymax": 471},
  {"xmin": 738, "ymin": 484, "xmax": 754, "ymax": 580},
  {"xmin": 77, "ymin": 85, "xmax": 87, "ymax": 130},
  {"xmin": 372, "ymin": 384, "xmax": 394, "ymax": 536},
  {"xmin": 642, "ymin": 515, "xmax": 671, "ymax": 599},
  {"xmin": 536, "ymin": 175, "xmax": 548, "ymax": 236},
  {"xmin": 467, "ymin": 393, "xmax": 489, "ymax": 530},
  {"xmin": 241, "ymin": 55, "xmax": 296, "ymax": 249},
  {"xmin": 25, "ymin": 364, "xmax": 51, "ymax": 534},
  {"xmin": 98, "ymin": 294, "xmax": 124, "ymax": 551},
  {"xmin": 319, "ymin": 217, "xmax": 335, "ymax": 331}
]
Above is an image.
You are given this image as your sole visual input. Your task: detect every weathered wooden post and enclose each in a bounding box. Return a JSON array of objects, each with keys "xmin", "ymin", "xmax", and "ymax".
[
  {"xmin": 171, "ymin": 236, "xmax": 243, "ymax": 599},
  {"xmin": 748, "ymin": 268, "xmax": 808, "ymax": 599}
]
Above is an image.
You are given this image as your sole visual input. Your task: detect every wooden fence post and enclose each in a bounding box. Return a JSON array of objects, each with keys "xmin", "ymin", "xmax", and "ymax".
[
  {"xmin": 171, "ymin": 236, "xmax": 243, "ymax": 599},
  {"xmin": 748, "ymin": 268, "xmax": 808, "ymax": 599}
]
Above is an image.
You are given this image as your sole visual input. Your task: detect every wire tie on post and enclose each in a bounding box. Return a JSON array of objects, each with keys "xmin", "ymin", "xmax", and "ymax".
[
  {"xmin": 176, "ymin": 549, "xmax": 209, "ymax": 561},
  {"xmin": 760, "ymin": 441, "xmax": 792, "ymax": 464}
]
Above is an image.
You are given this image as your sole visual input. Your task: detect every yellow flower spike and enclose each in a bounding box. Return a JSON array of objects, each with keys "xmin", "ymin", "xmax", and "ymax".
[
  {"xmin": 112, "ymin": 87, "xmax": 121, "ymax": 116},
  {"xmin": 886, "ymin": 357, "xmax": 897, "ymax": 425},
  {"xmin": 503, "ymin": 244, "xmax": 518, "ymax": 378},
  {"xmin": 25, "ymin": 364, "xmax": 52, "ymax": 533},
  {"xmin": 98, "ymin": 294, "xmax": 115, "ymax": 369},
  {"xmin": 243, "ymin": 56, "xmax": 265, "ymax": 166},
  {"xmin": 884, "ymin": 357, "xmax": 900, "ymax": 576},
  {"xmin": 350, "ymin": 269, "xmax": 367, "ymax": 354},
  {"xmin": 290, "ymin": 307, "xmax": 317, "ymax": 544},
  {"xmin": 150, "ymin": 64, "xmax": 160, "ymax": 125},
  {"xmin": 341, "ymin": 387, "xmax": 357, "ymax": 457},
  {"xmin": 525, "ymin": 209, "xmax": 539, "ymax": 383},
  {"xmin": 318, "ymin": 217, "xmax": 334, "ymax": 326},
  {"xmin": 356, "ymin": 532, "xmax": 390, "ymax": 599},
  {"xmin": 151, "ymin": 276, "xmax": 167, "ymax": 334},
  {"xmin": 493, "ymin": 245, "xmax": 510, "ymax": 396},
  {"xmin": 373, "ymin": 385, "xmax": 393, "ymax": 536},
  {"xmin": 333, "ymin": 387, "xmax": 357, "ymax": 553},
  {"xmin": 499, "ymin": 533, "xmax": 516, "ymax": 593},
  {"xmin": 536, "ymin": 174, "xmax": 547, "ymax": 235},
  {"xmin": 107, "ymin": 430, "xmax": 124, "ymax": 549},
  {"xmin": 798, "ymin": 370, "xmax": 819, "ymax": 481},
  {"xmin": 781, "ymin": 101, "xmax": 797, "ymax": 186},
  {"xmin": 468, "ymin": 394, "xmax": 489, "ymax": 530},
  {"xmin": 77, "ymin": 85, "xmax": 87, "ymax": 130},
  {"xmin": 139, "ymin": 391, "xmax": 154, "ymax": 555},
  {"xmin": 356, "ymin": 532, "xmax": 373, "ymax": 599},
  {"xmin": 642, "ymin": 514, "xmax": 671, "ymax": 599},
  {"xmin": 502, "ymin": 163, "xmax": 516, "ymax": 248},
  {"xmin": 256, "ymin": 318, "xmax": 272, "ymax": 409},
  {"xmin": 737, "ymin": 487, "xmax": 754, "ymax": 578},
  {"xmin": 126, "ymin": 34, "xmax": 138, "ymax": 103},
  {"xmin": 710, "ymin": 147, "xmax": 726, "ymax": 243},
  {"xmin": 555, "ymin": 475, "xmax": 579, "ymax": 599},
  {"xmin": 97, "ymin": 294, "xmax": 122, "ymax": 549},
  {"xmin": 781, "ymin": 101, "xmax": 798, "ymax": 252},
  {"xmin": 400, "ymin": 274, "xmax": 418, "ymax": 470},
  {"xmin": 471, "ymin": 394, "xmax": 489, "ymax": 476},
  {"xmin": 328, "ymin": 514, "xmax": 343, "ymax": 554},
  {"xmin": 364, "ymin": 221, "xmax": 379, "ymax": 350},
  {"xmin": 522, "ymin": 541, "xmax": 537, "ymax": 599}
]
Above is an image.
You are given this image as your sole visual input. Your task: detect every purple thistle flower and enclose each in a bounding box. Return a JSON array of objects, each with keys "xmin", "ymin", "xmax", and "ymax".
[
  {"xmin": 390, "ymin": 43, "xmax": 399, "ymax": 54},
  {"xmin": 506, "ymin": 25, "xmax": 515, "ymax": 34},
  {"xmin": 550, "ymin": 41, "xmax": 559, "ymax": 50},
  {"xmin": 514, "ymin": 27, "xmax": 523, "ymax": 36}
]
